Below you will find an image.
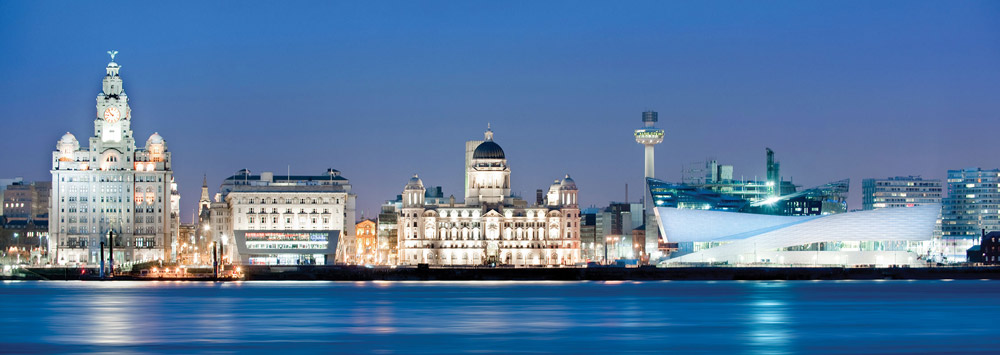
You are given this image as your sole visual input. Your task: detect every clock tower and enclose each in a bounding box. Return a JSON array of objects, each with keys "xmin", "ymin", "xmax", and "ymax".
[
  {"xmin": 94, "ymin": 51, "xmax": 133, "ymax": 146},
  {"xmin": 50, "ymin": 51, "xmax": 174, "ymax": 266}
]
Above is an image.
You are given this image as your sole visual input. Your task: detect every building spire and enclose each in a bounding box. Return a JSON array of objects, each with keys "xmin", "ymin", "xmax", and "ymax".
[{"xmin": 484, "ymin": 123, "xmax": 494, "ymax": 141}]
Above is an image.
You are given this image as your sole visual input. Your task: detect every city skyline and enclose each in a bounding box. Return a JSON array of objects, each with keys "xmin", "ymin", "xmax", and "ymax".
[{"xmin": 1, "ymin": 1, "xmax": 999, "ymax": 222}]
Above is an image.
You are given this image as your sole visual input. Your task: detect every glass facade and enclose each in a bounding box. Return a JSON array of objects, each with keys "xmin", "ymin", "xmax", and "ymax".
[
  {"xmin": 647, "ymin": 178, "xmax": 848, "ymax": 216},
  {"xmin": 862, "ymin": 176, "xmax": 942, "ymax": 210},
  {"xmin": 941, "ymin": 168, "xmax": 1000, "ymax": 262}
]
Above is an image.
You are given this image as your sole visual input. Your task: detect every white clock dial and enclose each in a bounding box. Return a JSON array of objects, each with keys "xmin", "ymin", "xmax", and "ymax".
[{"xmin": 103, "ymin": 106, "xmax": 121, "ymax": 123}]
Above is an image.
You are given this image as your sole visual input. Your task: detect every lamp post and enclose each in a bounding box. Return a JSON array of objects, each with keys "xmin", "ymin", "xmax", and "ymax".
[{"xmin": 212, "ymin": 241, "xmax": 218, "ymax": 279}]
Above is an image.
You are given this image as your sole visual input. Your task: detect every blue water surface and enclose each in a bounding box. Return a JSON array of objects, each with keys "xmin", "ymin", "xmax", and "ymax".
[{"xmin": 1, "ymin": 280, "xmax": 998, "ymax": 354}]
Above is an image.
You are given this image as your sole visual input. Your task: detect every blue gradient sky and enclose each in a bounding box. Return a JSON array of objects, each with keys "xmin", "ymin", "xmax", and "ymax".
[{"xmin": 1, "ymin": 1, "xmax": 998, "ymax": 222}]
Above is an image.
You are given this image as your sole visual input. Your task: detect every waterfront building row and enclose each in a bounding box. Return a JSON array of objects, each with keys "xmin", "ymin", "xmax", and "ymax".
[{"xmin": 30, "ymin": 54, "xmax": 1000, "ymax": 267}]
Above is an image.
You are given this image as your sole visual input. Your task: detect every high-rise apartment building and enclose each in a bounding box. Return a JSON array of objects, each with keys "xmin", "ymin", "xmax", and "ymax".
[
  {"xmin": 862, "ymin": 176, "xmax": 942, "ymax": 210},
  {"xmin": 941, "ymin": 168, "xmax": 1000, "ymax": 262}
]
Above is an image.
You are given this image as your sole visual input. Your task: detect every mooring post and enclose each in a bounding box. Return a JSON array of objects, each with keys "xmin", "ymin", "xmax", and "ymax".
[
  {"xmin": 100, "ymin": 241, "xmax": 105, "ymax": 279},
  {"xmin": 108, "ymin": 230, "xmax": 114, "ymax": 277}
]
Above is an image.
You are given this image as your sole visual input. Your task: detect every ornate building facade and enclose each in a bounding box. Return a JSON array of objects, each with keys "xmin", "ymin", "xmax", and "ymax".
[
  {"xmin": 49, "ymin": 53, "xmax": 173, "ymax": 265},
  {"xmin": 217, "ymin": 169, "xmax": 356, "ymax": 265},
  {"xmin": 398, "ymin": 129, "xmax": 581, "ymax": 266},
  {"xmin": 355, "ymin": 219, "xmax": 377, "ymax": 264}
]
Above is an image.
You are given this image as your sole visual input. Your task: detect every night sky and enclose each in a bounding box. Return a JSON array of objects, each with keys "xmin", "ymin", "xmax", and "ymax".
[{"xmin": 1, "ymin": 1, "xmax": 998, "ymax": 222}]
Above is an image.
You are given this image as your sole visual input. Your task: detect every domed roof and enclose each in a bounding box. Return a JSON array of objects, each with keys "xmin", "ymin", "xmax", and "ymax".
[
  {"xmin": 473, "ymin": 141, "xmax": 505, "ymax": 160},
  {"xmin": 147, "ymin": 132, "xmax": 164, "ymax": 144},
  {"xmin": 405, "ymin": 174, "xmax": 424, "ymax": 189},
  {"xmin": 60, "ymin": 132, "xmax": 77, "ymax": 143},
  {"xmin": 560, "ymin": 174, "xmax": 577, "ymax": 190}
]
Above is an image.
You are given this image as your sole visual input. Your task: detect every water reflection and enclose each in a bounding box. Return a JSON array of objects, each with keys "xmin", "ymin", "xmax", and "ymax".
[
  {"xmin": 2, "ymin": 281, "xmax": 999, "ymax": 353},
  {"xmin": 746, "ymin": 282, "xmax": 791, "ymax": 354},
  {"xmin": 82, "ymin": 293, "xmax": 138, "ymax": 346}
]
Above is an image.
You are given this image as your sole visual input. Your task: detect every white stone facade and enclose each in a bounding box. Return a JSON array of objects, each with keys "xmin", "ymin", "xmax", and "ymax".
[
  {"xmin": 49, "ymin": 57, "xmax": 172, "ymax": 265},
  {"xmin": 398, "ymin": 129, "xmax": 581, "ymax": 266},
  {"xmin": 217, "ymin": 170, "xmax": 356, "ymax": 265},
  {"xmin": 657, "ymin": 204, "xmax": 941, "ymax": 266}
]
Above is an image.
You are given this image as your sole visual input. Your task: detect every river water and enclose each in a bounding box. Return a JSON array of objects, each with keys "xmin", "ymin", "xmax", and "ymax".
[{"xmin": 1, "ymin": 280, "xmax": 998, "ymax": 354}]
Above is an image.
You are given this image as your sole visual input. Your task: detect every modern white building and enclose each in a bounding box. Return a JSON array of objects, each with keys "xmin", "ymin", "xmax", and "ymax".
[
  {"xmin": 655, "ymin": 204, "xmax": 940, "ymax": 266},
  {"xmin": 216, "ymin": 169, "xmax": 356, "ymax": 265},
  {"xmin": 49, "ymin": 53, "xmax": 173, "ymax": 266},
  {"xmin": 397, "ymin": 128, "xmax": 581, "ymax": 266}
]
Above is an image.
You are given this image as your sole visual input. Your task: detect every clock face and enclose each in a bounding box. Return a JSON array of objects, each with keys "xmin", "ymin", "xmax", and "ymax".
[{"xmin": 103, "ymin": 106, "xmax": 121, "ymax": 123}]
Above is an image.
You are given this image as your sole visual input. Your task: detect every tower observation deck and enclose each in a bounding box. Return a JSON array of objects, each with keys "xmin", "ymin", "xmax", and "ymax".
[{"xmin": 634, "ymin": 111, "xmax": 665, "ymax": 179}]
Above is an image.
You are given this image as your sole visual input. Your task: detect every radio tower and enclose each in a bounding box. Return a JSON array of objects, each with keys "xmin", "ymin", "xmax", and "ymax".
[
  {"xmin": 635, "ymin": 111, "xmax": 664, "ymax": 181},
  {"xmin": 634, "ymin": 111, "xmax": 665, "ymax": 263}
]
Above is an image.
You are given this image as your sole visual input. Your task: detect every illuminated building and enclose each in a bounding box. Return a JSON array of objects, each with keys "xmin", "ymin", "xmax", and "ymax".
[
  {"xmin": 218, "ymin": 169, "xmax": 355, "ymax": 265},
  {"xmin": 355, "ymin": 219, "xmax": 377, "ymax": 264},
  {"xmin": 49, "ymin": 52, "xmax": 173, "ymax": 265},
  {"xmin": 595, "ymin": 202, "xmax": 643, "ymax": 261},
  {"xmin": 377, "ymin": 201, "xmax": 399, "ymax": 265},
  {"xmin": 862, "ymin": 176, "xmax": 942, "ymax": 210},
  {"xmin": 194, "ymin": 176, "xmax": 214, "ymax": 260},
  {"xmin": 2, "ymin": 181, "xmax": 50, "ymax": 223},
  {"xmin": 208, "ymin": 197, "xmax": 232, "ymax": 264},
  {"xmin": 655, "ymin": 204, "xmax": 940, "ymax": 266},
  {"xmin": 647, "ymin": 177, "xmax": 847, "ymax": 216},
  {"xmin": 680, "ymin": 149, "xmax": 840, "ymax": 215},
  {"xmin": 941, "ymin": 168, "xmax": 1000, "ymax": 262},
  {"xmin": 982, "ymin": 231, "xmax": 1000, "ymax": 264},
  {"xmin": 397, "ymin": 127, "xmax": 581, "ymax": 266},
  {"xmin": 0, "ymin": 177, "xmax": 24, "ymax": 219},
  {"xmin": 665, "ymin": 149, "xmax": 849, "ymax": 217},
  {"xmin": 168, "ymin": 177, "xmax": 180, "ymax": 261},
  {"xmin": 579, "ymin": 209, "xmax": 599, "ymax": 261}
]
